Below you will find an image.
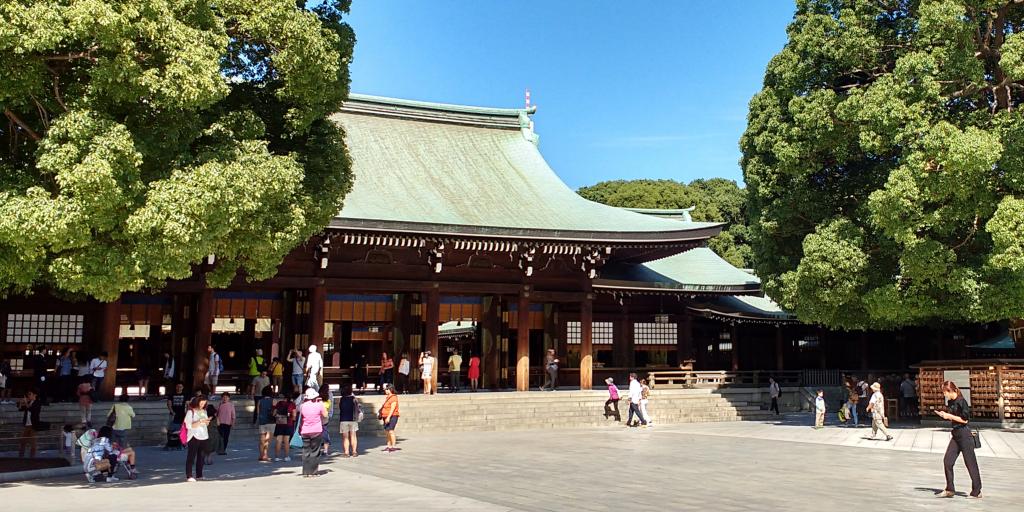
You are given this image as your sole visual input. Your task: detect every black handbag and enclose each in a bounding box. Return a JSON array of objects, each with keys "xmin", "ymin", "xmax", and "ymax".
[{"xmin": 971, "ymin": 429, "xmax": 982, "ymax": 449}]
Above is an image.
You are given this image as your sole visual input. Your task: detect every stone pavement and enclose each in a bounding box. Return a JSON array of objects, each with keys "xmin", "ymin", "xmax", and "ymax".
[{"xmin": 3, "ymin": 419, "xmax": 1023, "ymax": 511}]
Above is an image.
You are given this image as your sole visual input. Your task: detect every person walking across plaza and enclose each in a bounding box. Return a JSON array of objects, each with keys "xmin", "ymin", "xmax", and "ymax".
[
  {"xmin": 604, "ymin": 377, "xmax": 621, "ymax": 421},
  {"xmin": 165, "ymin": 382, "xmax": 187, "ymax": 449},
  {"xmin": 813, "ymin": 389, "xmax": 826, "ymax": 429},
  {"xmin": 467, "ymin": 351, "xmax": 481, "ymax": 392},
  {"xmin": 216, "ymin": 392, "xmax": 235, "ymax": 454},
  {"xmin": 866, "ymin": 382, "xmax": 893, "ymax": 441},
  {"xmin": 338, "ymin": 384, "xmax": 361, "ymax": 457},
  {"xmin": 768, "ymin": 377, "xmax": 781, "ymax": 415},
  {"xmin": 540, "ymin": 348, "xmax": 559, "ymax": 391},
  {"xmin": 183, "ymin": 396, "xmax": 211, "ymax": 482},
  {"xmin": 936, "ymin": 380, "xmax": 982, "ymax": 499},
  {"xmin": 108, "ymin": 393, "xmax": 136, "ymax": 448},
  {"xmin": 204, "ymin": 345, "xmax": 222, "ymax": 392},
  {"xmin": 447, "ymin": 349, "xmax": 462, "ymax": 392},
  {"xmin": 287, "ymin": 349, "xmax": 305, "ymax": 393},
  {"xmin": 397, "ymin": 353, "xmax": 411, "ymax": 394},
  {"xmin": 298, "ymin": 388, "xmax": 328, "ymax": 477},
  {"xmin": 419, "ymin": 350, "xmax": 435, "ymax": 395},
  {"xmin": 626, "ymin": 373, "xmax": 647, "ymax": 428},
  {"xmin": 305, "ymin": 345, "xmax": 324, "ymax": 392},
  {"xmin": 379, "ymin": 384, "xmax": 400, "ymax": 452},
  {"xmin": 639, "ymin": 378, "xmax": 653, "ymax": 425},
  {"xmin": 256, "ymin": 386, "xmax": 275, "ymax": 462}
]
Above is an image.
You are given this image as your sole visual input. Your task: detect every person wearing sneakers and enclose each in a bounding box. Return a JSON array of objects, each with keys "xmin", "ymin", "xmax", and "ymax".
[
  {"xmin": 255, "ymin": 386, "xmax": 275, "ymax": 462},
  {"xmin": 626, "ymin": 373, "xmax": 647, "ymax": 428},
  {"xmin": 183, "ymin": 396, "xmax": 211, "ymax": 482},
  {"xmin": 603, "ymin": 377, "xmax": 621, "ymax": 422},
  {"xmin": 272, "ymin": 393, "xmax": 296, "ymax": 462},
  {"xmin": 936, "ymin": 380, "xmax": 982, "ymax": 499},
  {"xmin": 866, "ymin": 382, "xmax": 893, "ymax": 441}
]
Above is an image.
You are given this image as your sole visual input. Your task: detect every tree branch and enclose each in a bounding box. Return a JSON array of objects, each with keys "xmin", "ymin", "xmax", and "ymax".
[{"xmin": 3, "ymin": 109, "xmax": 41, "ymax": 141}]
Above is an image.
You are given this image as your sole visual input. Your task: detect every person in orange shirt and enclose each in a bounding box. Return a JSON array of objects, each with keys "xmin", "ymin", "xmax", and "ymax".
[{"xmin": 378, "ymin": 384, "xmax": 400, "ymax": 453}]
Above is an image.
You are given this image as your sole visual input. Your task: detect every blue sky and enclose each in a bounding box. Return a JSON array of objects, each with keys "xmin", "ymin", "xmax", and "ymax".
[{"xmin": 344, "ymin": 1, "xmax": 794, "ymax": 189}]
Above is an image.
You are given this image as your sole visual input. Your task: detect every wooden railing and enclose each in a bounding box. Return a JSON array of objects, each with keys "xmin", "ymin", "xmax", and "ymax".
[{"xmin": 647, "ymin": 370, "xmax": 803, "ymax": 389}]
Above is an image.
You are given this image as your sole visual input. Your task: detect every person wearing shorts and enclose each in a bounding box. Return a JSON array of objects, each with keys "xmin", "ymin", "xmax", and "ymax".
[
  {"xmin": 379, "ymin": 384, "xmax": 399, "ymax": 453},
  {"xmin": 338, "ymin": 384, "xmax": 360, "ymax": 457},
  {"xmin": 272, "ymin": 395, "xmax": 295, "ymax": 461},
  {"xmin": 255, "ymin": 387, "xmax": 275, "ymax": 461}
]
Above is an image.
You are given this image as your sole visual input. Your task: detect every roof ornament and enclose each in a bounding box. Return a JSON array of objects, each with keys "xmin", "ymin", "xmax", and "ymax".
[{"xmin": 521, "ymin": 88, "xmax": 539, "ymax": 146}]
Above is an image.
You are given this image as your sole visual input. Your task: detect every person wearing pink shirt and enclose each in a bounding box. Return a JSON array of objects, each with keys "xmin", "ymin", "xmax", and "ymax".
[
  {"xmin": 216, "ymin": 393, "xmax": 236, "ymax": 455},
  {"xmin": 298, "ymin": 388, "xmax": 328, "ymax": 477}
]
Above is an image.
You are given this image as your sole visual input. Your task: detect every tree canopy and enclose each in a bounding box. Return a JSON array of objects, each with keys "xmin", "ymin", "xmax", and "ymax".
[
  {"xmin": 0, "ymin": 0, "xmax": 355, "ymax": 301},
  {"xmin": 741, "ymin": 0, "xmax": 1024, "ymax": 329},
  {"xmin": 577, "ymin": 178, "xmax": 753, "ymax": 267}
]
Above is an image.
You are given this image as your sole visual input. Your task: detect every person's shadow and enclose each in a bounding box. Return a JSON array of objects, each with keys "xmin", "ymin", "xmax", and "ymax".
[{"xmin": 914, "ymin": 487, "xmax": 967, "ymax": 498}]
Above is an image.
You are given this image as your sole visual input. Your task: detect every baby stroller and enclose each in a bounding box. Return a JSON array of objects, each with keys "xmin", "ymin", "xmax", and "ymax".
[{"xmin": 164, "ymin": 418, "xmax": 184, "ymax": 451}]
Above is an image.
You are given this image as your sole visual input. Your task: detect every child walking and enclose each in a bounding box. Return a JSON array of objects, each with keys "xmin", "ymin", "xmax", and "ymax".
[{"xmin": 814, "ymin": 389, "xmax": 826, "ymax": 429}]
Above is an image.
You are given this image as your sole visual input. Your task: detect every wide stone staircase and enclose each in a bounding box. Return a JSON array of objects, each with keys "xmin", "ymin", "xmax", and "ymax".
[{"xmin": 0, "ymin": 386, "xmax": 805, "ymax": 452}]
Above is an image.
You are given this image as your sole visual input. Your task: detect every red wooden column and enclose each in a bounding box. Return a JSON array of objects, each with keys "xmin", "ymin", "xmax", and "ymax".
[
  {"xmin": 425, "ymin": 287, "xmax": 440, "ymax": 394},
  {"xmin": 775, "ymin": 324, "xmax": 785, "ymax": 371},
  {"xmin": 579, "ymin": 294, "xmax": 594, "ymax": 390},
  {"xmin": 516, "ymin": 289, "xmax": 531, "ymax": 391},
  {"xmin": 730, "ymin": 324, "xmax": 740, "ymax": 371},
  {"xmin": 481, "ymin": 296, "xmax": 501, "ymax": 389},
  {"xmin": 193, "ymin": 290, "xmax": 213, "ymax": 391},
  {"xmin": 99, "ymin": 299, "xmax": 121, "ymax": 399},
  {"xmin": 310, "ymin": 285, "xmax": 326, "ymax": 349}
]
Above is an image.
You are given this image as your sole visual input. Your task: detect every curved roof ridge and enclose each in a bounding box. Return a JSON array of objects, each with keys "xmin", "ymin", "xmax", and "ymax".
[{"xmin": 344, "ymin": 93, "xmax": 535, "ymax": 129}]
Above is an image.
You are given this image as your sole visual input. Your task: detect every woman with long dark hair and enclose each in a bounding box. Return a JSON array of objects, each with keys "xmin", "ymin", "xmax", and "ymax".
[
  {"xmin": 183, "ymin": 396, "xmax": 210, "ymax": 482},
  {"xmin": 935, "ymin": 381, "xmax": 982, "ymax": 498}
]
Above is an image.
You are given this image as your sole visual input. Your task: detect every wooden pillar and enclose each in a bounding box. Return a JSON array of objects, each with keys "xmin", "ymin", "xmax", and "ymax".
[
  {"xmin": 580, "ymin": 294, "xmax": 594, "ymax": 390},
  {"xmin": 192, "ymin": 289, "xmax": 213, "ymax": 391},
  {"xmin": 775, "ymin": 324, "xmax": 785, "ymax": 371},
  {"xmin": 730, "ymin": 324, "xmax": 740, "ymax": 371},
  {"xmin": 677, "ymin": 313, "xmax": 694, "ymax": 367},
  {"xmin": 99, "ymin": 300, "xmax": 121, "ymax": 399},
  {"xmin": 516, "ymin": 290, "xmax": 531, "ymax": 391},
  {"xmin": 310, "ymin": 286, "xmax": 326, "ymax": 349},
  {"xmin": 425, "ymin": 287, "xmax": 440, "ymax": 393},
  {"xmin": 481, "ymin": 295, "xmax": 500, "ymax": 389}
]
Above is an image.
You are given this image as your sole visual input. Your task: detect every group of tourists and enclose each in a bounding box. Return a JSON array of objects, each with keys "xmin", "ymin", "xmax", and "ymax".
[
  {"xmin": 604, "ymin": 373, "xmax": 652, "ymax": 427},
  {"xmin": 3, "ymin": 346, "xmax": 111, "ymax": 405}
]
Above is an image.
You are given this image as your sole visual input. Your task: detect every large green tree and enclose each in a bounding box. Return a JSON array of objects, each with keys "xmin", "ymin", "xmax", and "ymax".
[
  {"xmin": 0, "ymin": 0, "xmax": 355, "ymax": 301},
  {"xmin": 741, "ymin": 0, "xmax": 1024, "ymax": 329},
  {"xmin": 577, "ymin": 178, "xmax": 753, "ymax": 267}
]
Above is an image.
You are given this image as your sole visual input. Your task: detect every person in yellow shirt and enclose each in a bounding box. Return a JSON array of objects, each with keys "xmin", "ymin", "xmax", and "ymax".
[
  {"xmin": 108, "ymin": 393, "xmax": 136, "ymax": 448},
  {"xmin": 269, "ymin": 357, "xmax": 284, "ymax": 393},
  {"xmin": 447, "ymin": 350, "xmax": 462, "ymax": 393}
]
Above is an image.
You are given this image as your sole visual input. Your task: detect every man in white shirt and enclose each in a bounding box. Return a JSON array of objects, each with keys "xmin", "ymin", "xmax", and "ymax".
[
  {"xmin": 305, "ymin": 345, "xmax": 323, "ymax": 391},
  {"xmin": 89, "ymin": 352, "xmax": 109, "ymax": 393},
  {"xmin": 866, "ymin": 382, "xmax": 892, "ymax": 441},
  {"xmin": 626, "ymin": 373, "xmax": 647, "ymax": 427}
]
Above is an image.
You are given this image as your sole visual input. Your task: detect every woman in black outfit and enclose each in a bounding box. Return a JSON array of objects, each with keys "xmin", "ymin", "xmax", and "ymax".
[{"xmin": 935, "ymin": 380, "xmax": 982, "ymax": 499}]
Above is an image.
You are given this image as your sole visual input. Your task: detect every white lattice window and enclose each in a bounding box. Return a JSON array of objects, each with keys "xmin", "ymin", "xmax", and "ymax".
[
  {"xmin": 566, "ymin": 321, "xmax": 614, "ymax": 345},
  {"xmin": 5, "ymin": 314, "xmax": 84, "ymax": 344},
  {"xmin": 633, "ymin": 322, "xmax": 677, "ymax": 345}
]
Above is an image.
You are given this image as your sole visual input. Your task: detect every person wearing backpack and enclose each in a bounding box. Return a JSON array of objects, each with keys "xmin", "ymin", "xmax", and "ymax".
[
  {"xmin": 272, "ymin": 394, "xmax": 296, "ymax": 462},
  {"xmin": 338, "ymin": 384, "xmax": 362, "ymax": 457},
  {"xmin": 204, "ymin": 346, "xmax": 222, "ymax": 391},
  {"xmin": 249, "ymin": 349, "xmax": 267, "ymax": 381}
]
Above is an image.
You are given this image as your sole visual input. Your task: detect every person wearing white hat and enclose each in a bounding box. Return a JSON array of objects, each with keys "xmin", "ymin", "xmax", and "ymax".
[
  {"xmin": 305, "ymin": 345, "xmax": 323, "ymax": 392},
  {"xmin": 866, "ymin": 382, "xmax": 892, "ymax": 441},
  {"xmin": 297, "ymin": 388, "xmax": 327, "ymax": 477}
]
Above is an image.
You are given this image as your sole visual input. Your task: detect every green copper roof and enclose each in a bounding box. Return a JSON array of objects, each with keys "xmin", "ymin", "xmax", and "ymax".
[
  {"xmin": 329, "ymin": 95, "xmax": 722, "ymax": 243},
  {"xmin": 967, "ymin": 330, "xmax": 1016, "ymax": 351},
  {"xmin": 688, "ymin": 294, "xmax": 795, "ymax": 323},
  {"xmin": 594, "ymin": 247, "xmax": 762, "ymax": 293}
]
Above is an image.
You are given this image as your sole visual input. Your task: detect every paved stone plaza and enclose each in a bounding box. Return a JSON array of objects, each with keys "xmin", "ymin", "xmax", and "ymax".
[{"xmin": 4, "ymin": 417, "xmax": 1023, "ymax": 511}]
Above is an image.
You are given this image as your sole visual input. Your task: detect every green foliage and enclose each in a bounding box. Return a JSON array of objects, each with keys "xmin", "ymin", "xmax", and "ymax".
[
  {"xmin": 577, "ymin": 178, "xmax": 753, "ymax": 268},
  {"xmin": 0, "ymin": 0, "xmax": 355, "ymax": 301},
  {"xmin": 741, "ymin": 0, "xmax": 1024, "ymax": 329}
]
